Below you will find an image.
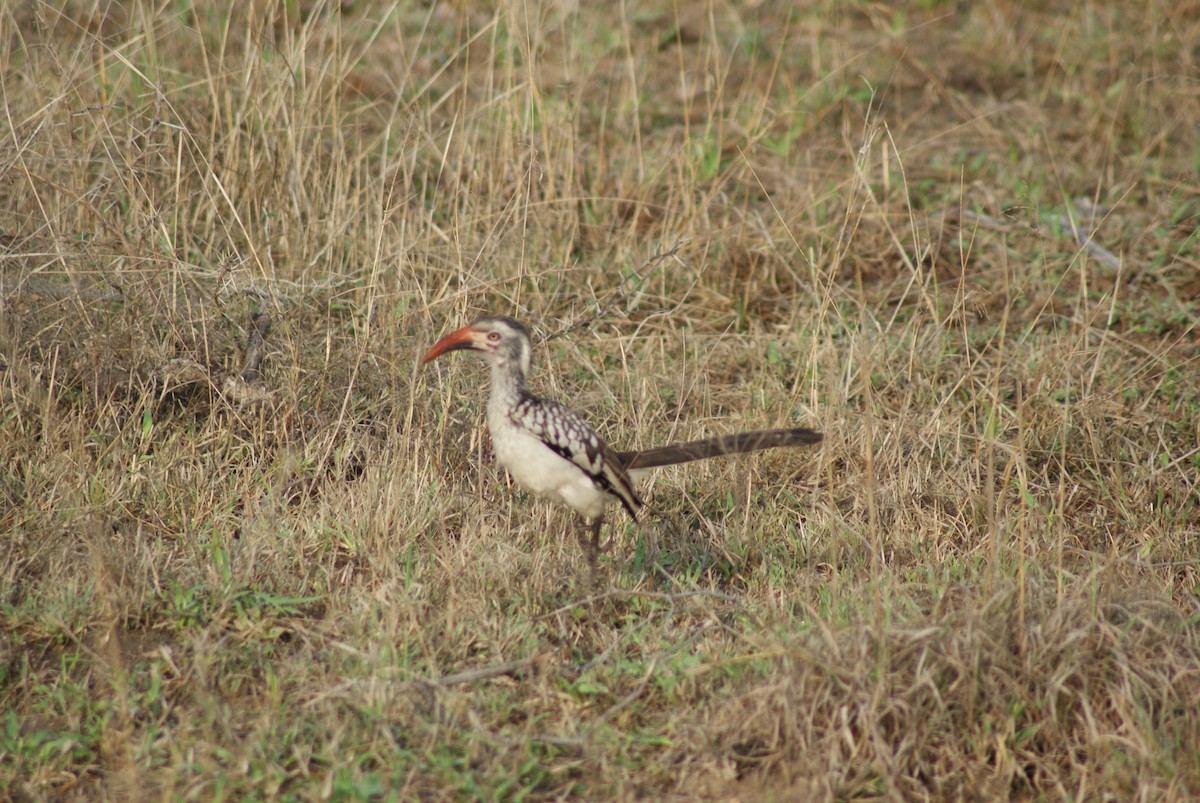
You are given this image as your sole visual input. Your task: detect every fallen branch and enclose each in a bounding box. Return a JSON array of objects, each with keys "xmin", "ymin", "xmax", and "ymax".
[
  {"xmin": 934, "ymin": 203, "xmax": 1121, "ymax": 268},
  {"xmin": 222, "ymin": 312, "xmax": 274, "ymax": 405},
  {"xmin": 151, "ymin": 311, "xmax": 275, "ymax": 406}
]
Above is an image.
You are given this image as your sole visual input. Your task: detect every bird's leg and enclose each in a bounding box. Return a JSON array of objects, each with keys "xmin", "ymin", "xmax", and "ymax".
[
  {"xmin": 574, "ymin": 514, "xmax": 614, "ymax": 573},
  {"xmin": 573, "ymin": 515, "xmax": 599, "ymax": 580},
  {"xmin": 591, "ymin": 516, "xmax": 616, "ymax": 555}
]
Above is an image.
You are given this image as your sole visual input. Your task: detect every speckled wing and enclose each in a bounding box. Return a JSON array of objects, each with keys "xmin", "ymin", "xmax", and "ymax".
[{"xmin": 509, "ymin": 395, "xmax": 643, "ymax": 518}]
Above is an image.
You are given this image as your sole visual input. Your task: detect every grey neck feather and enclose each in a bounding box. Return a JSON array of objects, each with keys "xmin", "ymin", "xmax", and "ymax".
[{"xmin": 488, "ymin": 336, "xmax": 531, "ymax": 405}]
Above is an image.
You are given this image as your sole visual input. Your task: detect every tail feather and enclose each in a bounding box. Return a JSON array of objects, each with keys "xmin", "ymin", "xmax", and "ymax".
[{"xmin": 617, "ymin": 427, "xmax": 822, "ymax": 471}]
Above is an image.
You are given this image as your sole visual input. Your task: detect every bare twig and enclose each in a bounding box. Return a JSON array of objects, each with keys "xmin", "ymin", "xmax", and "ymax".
[
  {"xmin": 429, "ymin": 652, "xmax": 554, "ymax": 686},
  {"xmin": 934, "ymin": 205, "xmax": 1121, "ymax": 268},
  {"xmin": 314, "ymin": 652, "xmax": 556, "ymax": 702},
  {"xmin": 1047, "ymin": 211, "xmax": 1121, "ymax": 268},
  {"xmin": 594, "ymin": 655, "xmax": 660, "ymax": 723},
  {"xmin": 541, "ymin": 238, "xmax": 688, "ymax": 342},
  {"xmin": 534, "ymin": 587, "xmax": 742, "ymax": 622},
  {"xmin": 240, "ymin": 312, "xmax": 272, "ymax": 385}
]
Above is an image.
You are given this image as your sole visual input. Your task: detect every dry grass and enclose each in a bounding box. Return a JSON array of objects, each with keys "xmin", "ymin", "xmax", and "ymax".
[{"xmin": 3, "ymin": 0, "xmax": 1199, "ymax": 799}]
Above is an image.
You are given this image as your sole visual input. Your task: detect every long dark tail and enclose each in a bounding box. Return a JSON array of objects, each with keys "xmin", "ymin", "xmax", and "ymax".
[{"xmin": 617, "ymin": 427, "xmax": 822, "ymax": 471}]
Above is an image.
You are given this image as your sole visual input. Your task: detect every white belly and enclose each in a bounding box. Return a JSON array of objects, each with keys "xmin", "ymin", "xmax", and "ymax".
[{"xmin": 489, "ymin": 421, "xmax": 609, "ymax": 519}]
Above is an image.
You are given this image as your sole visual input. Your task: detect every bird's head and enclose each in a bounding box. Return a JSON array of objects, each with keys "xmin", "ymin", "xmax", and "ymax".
[{"xmin": 422, "ymin": 315, "xmax": 533, "ymax": 378}]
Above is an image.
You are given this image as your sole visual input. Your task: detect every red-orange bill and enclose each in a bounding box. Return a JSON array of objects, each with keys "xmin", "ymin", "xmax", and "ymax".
[{"xmin": 421, "ymin": 326, "xmax": 477, "ymax": 364}]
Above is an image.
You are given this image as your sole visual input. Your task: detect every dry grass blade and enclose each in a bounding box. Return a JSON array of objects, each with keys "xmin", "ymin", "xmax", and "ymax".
[{"xmin": 3, "ymin": 0, "xmax": 1199, "ymax": 799}]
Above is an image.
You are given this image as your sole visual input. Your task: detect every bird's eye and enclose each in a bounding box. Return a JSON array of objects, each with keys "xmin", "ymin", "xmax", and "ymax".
[{"xmin": 487, "ymin": 332, "xmax": 501, "ymax": 342}]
